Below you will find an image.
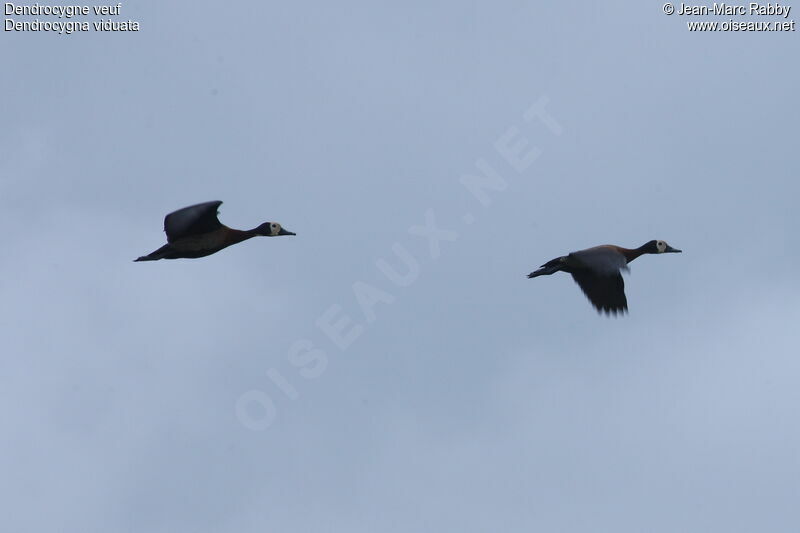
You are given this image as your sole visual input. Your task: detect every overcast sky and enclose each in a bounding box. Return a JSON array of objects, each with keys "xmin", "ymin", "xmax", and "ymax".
[{"xmin": 2, "ymin": 2, "xmax": 799, "ymax": 532}]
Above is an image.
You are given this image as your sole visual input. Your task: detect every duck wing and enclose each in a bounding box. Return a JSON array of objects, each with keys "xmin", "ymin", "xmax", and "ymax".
[
  {"xmin": 570, "ymin": 269, "xmax": 628, "ymax": 315},
  {"xmin": 163, "ymin": 201, "xmax": 223, "ymax": 243},
  {"xmin": 568, "ymin": 245, "xmax": 629, "ymax": 275}
]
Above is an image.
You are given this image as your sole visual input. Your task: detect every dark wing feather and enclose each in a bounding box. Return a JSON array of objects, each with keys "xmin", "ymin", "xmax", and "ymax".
[
  {"xmin": 568, "ymin": 246, "xmax": 628, "ymax": 275},
  {"xmin": 570, "ymin": 269, "xmax": 628, "ymax": 315},
  {"xmin": 163, "ymin": 201, "xmax": 223, "ymax": 243}
]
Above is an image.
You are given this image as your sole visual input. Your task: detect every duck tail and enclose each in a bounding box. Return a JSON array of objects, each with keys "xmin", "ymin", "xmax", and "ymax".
[
  {"xmin": 527, "ymin": 256, "xmax": 566, "ymax": 278},
  {"xmin": 133, "ymin": 244, "xmax": 171, "ymax": 262}
]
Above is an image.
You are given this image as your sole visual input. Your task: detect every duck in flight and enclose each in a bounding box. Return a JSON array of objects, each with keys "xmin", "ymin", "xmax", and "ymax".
[
  {"xmin": 135, "ymin": 200, "xmax": 295, "ymax": 262},
  {"xmin": 527, "ymin": 240, "xmax": 681, "ymax": 315}
]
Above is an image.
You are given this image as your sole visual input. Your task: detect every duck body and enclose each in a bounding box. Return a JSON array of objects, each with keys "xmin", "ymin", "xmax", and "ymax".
[
  {"xmin": 527, "ymin": 240, "xmax": 681, "ymax": 315},
  {"xmin": 135, "ymin": 201, "xmax": 295, "ymax": 262}
]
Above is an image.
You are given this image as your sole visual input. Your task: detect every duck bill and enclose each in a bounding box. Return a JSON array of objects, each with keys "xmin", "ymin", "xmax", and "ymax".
[
  {"xmin": 278, "ymin": 228, "xmax": 296, "ymax": 236},
  {"xmin": 665, "ymin": 245, "xmax": 681, "ymax": 253}
]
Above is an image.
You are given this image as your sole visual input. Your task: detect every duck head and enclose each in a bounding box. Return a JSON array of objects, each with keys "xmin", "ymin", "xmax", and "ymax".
[
  {"xmin": 640, "ymin": 239, "xmax": 681, "ymax": 254},
  {"xmin": 254, "ymin": 222, "xmax": 296, "ymax": 236}
]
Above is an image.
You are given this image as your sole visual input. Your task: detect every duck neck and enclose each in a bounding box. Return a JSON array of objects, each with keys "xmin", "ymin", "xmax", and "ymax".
[
  {"xmin": 620, "ymin": 246, "xmax": 647, "ymax": 263},
  {"xmin": 227, "ymin": 228, "xmax": 258, "ymax": 244}
]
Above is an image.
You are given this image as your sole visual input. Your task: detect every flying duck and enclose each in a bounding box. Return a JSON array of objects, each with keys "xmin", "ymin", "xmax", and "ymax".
[
  {"xmin": 134, "ymin": 200, "xmax": 295, "ymax": 261},
  {"xmin": 527, "ymin": 240, "xmax": 681, "ymax": 315}
]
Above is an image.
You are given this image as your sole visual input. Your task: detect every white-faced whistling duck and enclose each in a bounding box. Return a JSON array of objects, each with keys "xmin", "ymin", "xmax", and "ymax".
[
  {"xmin": 527, "ymin": 240, "xmax": 681, "ymax": 315},
  {"xmin": 134, "ymin": 201, "xmax": 295, "ymax": 262}
]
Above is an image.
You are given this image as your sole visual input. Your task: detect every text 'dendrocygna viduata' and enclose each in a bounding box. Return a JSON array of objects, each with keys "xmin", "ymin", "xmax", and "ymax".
[
  {"xmin": 134, "ymin": 201, "xmax": 295, "ymax": 261},
  {"xmin": 527, "ymin": 240, "xmax": 681, "ymax": 315}
]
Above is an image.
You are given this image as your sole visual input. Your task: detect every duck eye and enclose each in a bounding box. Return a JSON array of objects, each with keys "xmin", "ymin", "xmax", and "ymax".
[{"xmin": 271, "ymin": 223, "xmax": 277, "ymax": 228}]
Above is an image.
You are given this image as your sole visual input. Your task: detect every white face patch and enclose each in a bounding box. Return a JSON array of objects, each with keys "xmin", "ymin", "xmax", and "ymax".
[
  {"xmin": 271, "ymin": 222, "xmax": 281, "ymax": 236},
  {"xmin": 656, "ymin": 240, "xmax": 666, "ymax": 253}
]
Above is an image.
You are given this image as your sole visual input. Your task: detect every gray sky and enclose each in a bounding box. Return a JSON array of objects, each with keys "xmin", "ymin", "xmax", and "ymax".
[{"xmin": 2, "ymin": 2, "xmax": 799, "ymax": 532}]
